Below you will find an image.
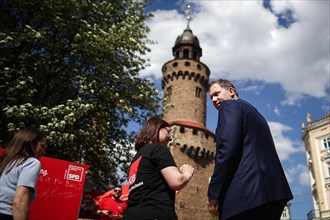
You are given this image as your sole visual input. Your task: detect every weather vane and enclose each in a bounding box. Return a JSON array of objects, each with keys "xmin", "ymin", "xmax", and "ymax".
[{"xmin": 184, "ymin": 4, "xmax": 193, "ymax": 26}]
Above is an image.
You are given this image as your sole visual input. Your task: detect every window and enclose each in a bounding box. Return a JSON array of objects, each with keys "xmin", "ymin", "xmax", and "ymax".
[
  {"xmin": 323, "ymin": 136, "xmax": 330, "ymax": 149},
  {"xmin": 193, "ymin": 129, "xmax": 197, "ymax": 135},
  {"xmin": 200, "ymin": 148, "xmax": 205, "ymax": 157},
  {"xmin": 166, "ymin": 86, "xmax": 172, "ymax": 97},
  {"xmin": 195, "ymin": 87, "xmax": 202, "ymax": 98},
  {"xmin": 173, "ymin": 62, "xmax": 178, "ymax": 67},
  {"xmin": 180, "ymin": 127, "xmax": 185, "ymax": 133},
  {"xmin": 187, "ymin": 146, "xmax": 194, "ymax": 155},
  {"xmin": 184, "ymin": 61, "xmax": 190, "ymax": 67},
  {"xmin": 183, "ymin": 49, "xmax": 189, "ymax": 58},
  {"xmin": 180, "ymin": 144, "xmax": 187, "ymax": 152}
]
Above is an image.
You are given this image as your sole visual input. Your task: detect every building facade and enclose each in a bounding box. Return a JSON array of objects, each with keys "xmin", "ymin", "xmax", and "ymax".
[
  {"xmin": 302, "ymin": 113, "xmax": 330, "ymax": 220},
  {"xmin": 162, "ymin": 24, "xmax": 216, "ymax": 220},
  {"xmin": 281, "ymin": 203, "xmax": 292, "ymax": 220}
]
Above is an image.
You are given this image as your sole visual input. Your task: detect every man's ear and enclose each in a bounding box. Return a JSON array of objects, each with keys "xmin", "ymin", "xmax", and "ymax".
[{"xmin": 229, "ymin": 87, "xmax": 236, "ymax": 98}]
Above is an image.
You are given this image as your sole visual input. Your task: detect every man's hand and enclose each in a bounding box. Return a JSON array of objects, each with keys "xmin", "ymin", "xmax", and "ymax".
[
  {"xmin": 111, "ymin": 214, "xmax": 123, "ymax": 220},
  {"xmin": 98, "ymin": 210, "xmax": 112, "ymax": 215},
  {"xmin": 207, "ymin": 198, "xmax": 219, "ymax": 216}
]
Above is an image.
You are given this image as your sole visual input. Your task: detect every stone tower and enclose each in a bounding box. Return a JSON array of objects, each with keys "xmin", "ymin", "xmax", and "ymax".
[{"xmin": 162, "ymin": 24, "xmax": 216, "ymax": 220}]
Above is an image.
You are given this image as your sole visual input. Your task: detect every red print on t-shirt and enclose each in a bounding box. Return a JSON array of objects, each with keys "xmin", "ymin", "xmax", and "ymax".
[{"xmin": 128, "ymin": 156, "xmax": 142, "ymax": 186}]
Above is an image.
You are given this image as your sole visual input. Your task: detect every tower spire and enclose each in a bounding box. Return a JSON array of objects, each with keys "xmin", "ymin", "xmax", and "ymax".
[{"xmin": 184, "ymin": 4, "xmax": 192, "ymax": 29}]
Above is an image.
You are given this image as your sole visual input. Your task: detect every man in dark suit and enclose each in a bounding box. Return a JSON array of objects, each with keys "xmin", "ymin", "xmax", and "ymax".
[{"xmin": 207, "ymin": 79, "xmax": 293, "ymax": 220}]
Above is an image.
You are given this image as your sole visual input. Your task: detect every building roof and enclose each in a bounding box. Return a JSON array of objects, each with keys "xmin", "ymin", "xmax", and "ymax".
[
  {"xmin": 168, "ymin": 119, "xmax": 214, "ymax": 135},
  {"xmin": 174, "ymin": 24, "xmax": 200, "ymax": 47},
  {"xmin": 301, "ymin": 112, "xmax": 330, "ymax": 139}
]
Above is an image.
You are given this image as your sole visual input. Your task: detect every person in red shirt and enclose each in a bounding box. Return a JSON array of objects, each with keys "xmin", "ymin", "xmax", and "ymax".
[{"xmin": 96, "ymin": 186, "xmax": 127, "ymax": 220}]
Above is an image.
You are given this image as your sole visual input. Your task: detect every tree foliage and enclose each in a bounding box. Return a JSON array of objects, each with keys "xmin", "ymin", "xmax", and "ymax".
[{"xmin": 0, "ymin": 0, "xmax": 159, "ymax": 189}]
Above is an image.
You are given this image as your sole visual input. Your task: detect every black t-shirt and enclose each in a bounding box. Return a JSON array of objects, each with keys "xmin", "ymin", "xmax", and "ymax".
[{"xmin": 123, "ymin": 143, "xmax": 177, "ymax": 220}]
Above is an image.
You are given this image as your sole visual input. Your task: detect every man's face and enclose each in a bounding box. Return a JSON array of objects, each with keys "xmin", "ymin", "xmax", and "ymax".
[
  {"xmin": 113, "ymin": 187, "xmax": 122, "ymax": 199},
  {"xmin": 209, "ymin": 83, "xmax": 236, "ymax": 109}
]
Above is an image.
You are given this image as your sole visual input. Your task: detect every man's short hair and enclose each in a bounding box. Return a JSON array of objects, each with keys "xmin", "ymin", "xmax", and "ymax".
[{"xmin": 208, "ymin": 79, "xmax": 239, "ymax": 97}]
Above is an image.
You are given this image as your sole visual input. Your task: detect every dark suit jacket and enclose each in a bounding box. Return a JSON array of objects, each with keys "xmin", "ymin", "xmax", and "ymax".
[{"xmin": 208, "ymin": 99, "xmax": 293, "ymax": 219}]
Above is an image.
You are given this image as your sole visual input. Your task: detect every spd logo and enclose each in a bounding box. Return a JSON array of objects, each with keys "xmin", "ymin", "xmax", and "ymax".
[
  {"xmin": 66, "ymin": 165, "xmax": 84, "ymax": 182},
  {"xmin": 129, "ymin": 174, "xmax": 136, "ymax": 185}
]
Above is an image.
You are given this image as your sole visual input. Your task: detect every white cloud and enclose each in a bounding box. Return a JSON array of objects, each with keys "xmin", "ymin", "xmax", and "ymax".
[
  {"xmin": 237, "ymin": 80, "xmax": 266, "ymax": 95},
  {"xmin": 268, "ymin": 121, "xmax": 302, "ymax": 160},
  {"xmin": 274, "ymin": 106, "xmax": 281, "ymax": 116},
  {"xmin": 299, "ymin": 167, "xmax": 310, "ymax": 187},
  {"xmin": 142, "ymin": 1, "xmax": 329, "ymax": 105},
  {"xmin": 287, "ymin": 163, "xmax": 310, "ymax": 188}
]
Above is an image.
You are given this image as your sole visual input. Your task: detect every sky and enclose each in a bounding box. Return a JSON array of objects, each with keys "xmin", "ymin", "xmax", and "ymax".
[{"xmin": 134, "ymin": 1, "xmax": 330, "ymax": 219}]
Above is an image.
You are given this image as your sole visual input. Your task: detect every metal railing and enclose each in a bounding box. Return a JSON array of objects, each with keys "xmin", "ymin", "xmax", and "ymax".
[{"xmin": 307, "ymin": 209, "xmax": 320, "ymax": 220}]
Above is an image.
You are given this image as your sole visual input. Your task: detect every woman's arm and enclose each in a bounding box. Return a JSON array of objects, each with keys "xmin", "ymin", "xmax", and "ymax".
[
  {"xmin": 161, "ymin": 164, "xmax": 194, "ymax": 191},
  {"xmin": 12, "ymin": 186, "xmax": 32, "ymax": 220}
]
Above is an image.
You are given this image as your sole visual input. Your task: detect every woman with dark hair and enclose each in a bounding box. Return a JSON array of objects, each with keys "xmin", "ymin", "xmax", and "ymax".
[
  {"xmin": 0, "ymin": 128, "xmax": 47, "ymax": 220},
  {"xmin": 123, "ymin": 117, "xmax": 195, "ymax": 220}
]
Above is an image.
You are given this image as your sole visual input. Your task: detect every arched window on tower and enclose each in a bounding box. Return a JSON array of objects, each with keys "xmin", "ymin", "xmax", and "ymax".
[
  {"xmin": 187, "ymin": 146, "xmax": 194, "ymax": 155},
  {"xmin": 167, "ymin": 86, "xmax": 172, "ymax": 97},
  {"xmin": 180, "ymin": 127, "xmax": 185, "ymax": 133},
  {"xmin": 180, "ymin": 144, "xmax": 187, "ymax": 152},
  {"xmin": 183, "ymin": 49, "xmax": 189, "ymax": 58},
  {"xmin": 200, "ymin": 148, "xmax": 205, "ymax": 157},
  {"xmin": 195, "ymin": 87, "xmax": 202, "ymax": 98}
]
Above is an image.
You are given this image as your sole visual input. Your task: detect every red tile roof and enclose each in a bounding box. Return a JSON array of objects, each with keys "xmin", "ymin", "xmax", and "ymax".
[{"xmin": 168, "ymin": 120, "xmax": 214, "ymax": 134}]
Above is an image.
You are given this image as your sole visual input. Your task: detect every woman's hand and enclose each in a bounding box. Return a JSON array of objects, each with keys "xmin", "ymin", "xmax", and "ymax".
[
  {"xmin": 179, "ymin": 164, "xmax": 194, "ymax": 179},
  {"xmin": 161, "ymin": 165, "xmax": 194, "ymax": 191}
]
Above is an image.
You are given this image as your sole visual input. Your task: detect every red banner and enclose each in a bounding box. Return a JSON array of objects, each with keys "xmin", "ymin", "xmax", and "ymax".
[{"xmin": 0, "ymin": 148, "xmax": 89, "ymax": 220}]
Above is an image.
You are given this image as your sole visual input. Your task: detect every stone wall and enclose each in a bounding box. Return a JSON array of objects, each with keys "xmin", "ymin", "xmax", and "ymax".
[
  {"xmin": 162, "ymin": 59, "xmax": 209, "ymax": 125},
  {"xmin": 169, "ymin": 125, "xmax": 216, "ymax": 220}
]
